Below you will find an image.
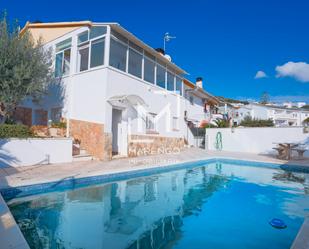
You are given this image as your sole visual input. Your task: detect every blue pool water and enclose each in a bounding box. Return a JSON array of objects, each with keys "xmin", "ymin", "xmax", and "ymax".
[{"xmin": 6, "ymin": 160, "xmax": 309, "ymax": 249}]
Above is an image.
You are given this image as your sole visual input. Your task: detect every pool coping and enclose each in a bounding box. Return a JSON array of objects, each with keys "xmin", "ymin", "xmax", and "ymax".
[
  {"xmin": 1, "ymin": 156, "xmax": 309, "ymax": 249},
  {"xmin": 291, "ymin": 218, "xmax": 309, "ymax": 249},
  {"xmin": 0, "ymin": 194, "xmax": 29, "ymax": 249},
  {"xmin": 1, "ymin": 157, "xmax": 309, "ymax": 201}
]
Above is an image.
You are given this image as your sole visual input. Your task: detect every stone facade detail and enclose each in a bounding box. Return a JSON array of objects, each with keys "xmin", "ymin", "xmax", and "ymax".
[
  {"xmin": 104, "ymin": 132, "xmax": 112, "ymax": 161},
  {"xmin": 13, "ymin": 107, "xmax": 32, "ymax": 126},
  {"xmin": 70, "ymin": 119, "xmax": 105, "ymax": 160},
  {"xmin": 128, "ymin": 134, "xmax": 184, "ymax": 157}
]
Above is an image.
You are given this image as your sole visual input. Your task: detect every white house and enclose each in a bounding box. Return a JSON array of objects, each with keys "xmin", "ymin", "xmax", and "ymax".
[
  {"xmin": 17, "ymin": 21, "xmax": 219, "ymax": 160},
  {"xmin": 226, "ymin": 103, "xmax": 309, "ymax": 127}
]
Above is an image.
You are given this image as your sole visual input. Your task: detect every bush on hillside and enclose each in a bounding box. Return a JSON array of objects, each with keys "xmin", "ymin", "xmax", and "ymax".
[
  {"xmin": 240, "ymin": 116, "xmax": 274, "ymax": 127},
  {"xmin": 0, "ymin": 124, "xmax": 34, "ymax": 138}
]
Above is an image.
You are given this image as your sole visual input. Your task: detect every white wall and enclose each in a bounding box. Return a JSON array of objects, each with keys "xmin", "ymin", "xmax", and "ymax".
[
  {"xmin": 206, "ymin": 127, "xmax": 309, "ymax": 157},
  {"xmin": 0, "ymin": 138, "xmax": 72, "ymax": 167}
]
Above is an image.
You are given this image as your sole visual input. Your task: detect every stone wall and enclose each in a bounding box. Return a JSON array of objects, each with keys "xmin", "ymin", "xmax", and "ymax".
[
  {"xmin": 70, "ymin": 119, "xmax": 107, "ymax": 160},
  {"xmin": 128, "ymin": 134, "xmax": 184, "ymax": 157}
]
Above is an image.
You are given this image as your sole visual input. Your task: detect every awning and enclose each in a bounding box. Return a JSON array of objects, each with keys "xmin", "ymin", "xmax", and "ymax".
[{"xmin": 108, "ymin": 95, "xmax": 148, "ymax": 108}]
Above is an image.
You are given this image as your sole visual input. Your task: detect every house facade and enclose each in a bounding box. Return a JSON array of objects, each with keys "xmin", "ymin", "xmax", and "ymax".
[
  {"xmin": 18, "ymin": 21, "xmax": 219, "ymax": 160},
  {"xmin": 224, "ymin": 103, "xmax": 309, "ymax": 126}
]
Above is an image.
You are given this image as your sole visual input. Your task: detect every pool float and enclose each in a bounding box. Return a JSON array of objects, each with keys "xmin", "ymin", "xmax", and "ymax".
[{"xmin": 269, "ymin": 218, "xmax": 287, "ymax": 229}]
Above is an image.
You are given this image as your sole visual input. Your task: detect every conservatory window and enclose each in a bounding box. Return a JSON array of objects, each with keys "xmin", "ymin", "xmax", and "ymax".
[
  {"xmin": 109, "ymin": 38, "xmax": 127, "ymax": 72},
  {"xmin": 55, "ymin": 38, "xmax": 71, "ymax": 77},
  {"xmin": 144, "ymin": 56, "xmax": 155, "ymax": 83},
  {"xmin": 78, "ymin": 45, "xmax": 89, "ymax": 72},
  {"xmin": 156, "ymin": 64, "xmax": 166, "ymax": 89},
  {"xmin": 176, "ymin": 76, "xmax": 183, "ymax": 96},
  {"xmin": 90, "ymin": 38, "xmax": 105, "ymax": 68},
  {"xmin": 128, "ymin": 47, "xmax": 142, "ymax": 78},
  {"xmin": 167, "ymin": 71, "xmax": 175, "ymax": 91}
]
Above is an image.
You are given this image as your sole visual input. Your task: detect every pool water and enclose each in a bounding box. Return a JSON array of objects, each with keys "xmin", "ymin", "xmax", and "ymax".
[{"xmin": 6, "ymin": 160, "xmax": 309, "ymax": 249}]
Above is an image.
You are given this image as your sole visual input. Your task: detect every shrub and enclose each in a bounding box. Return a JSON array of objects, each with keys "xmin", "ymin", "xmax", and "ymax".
[
  {"xmin": 0, "ymin": 124, "xmax": 34, "ymax": 138},
  {"xmin": 51, "ymin": 121, "xmax": 66, "ymax": 129},
  {"xmin": 240, "ymin": 116, "xmax": 274, "ymax": 127},
  {"xmin": 303, "ymin": 117, "xmax": 309, "ymax": 125},
  {"xmin": 213, "ymin": 119, "xmax": 230, "ymax": 128}
]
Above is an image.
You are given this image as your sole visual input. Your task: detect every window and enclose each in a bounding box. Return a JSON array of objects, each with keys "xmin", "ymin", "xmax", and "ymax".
[
  {"xmin": 78, "ymin": 45, "xmax": 89, "ymax": 72},
  {"xmin": 55, "ymin": 53, "xmax": 63, "ymax": 77},
  {"xmin": 63, "ymin": 49, "xmax": 71, "ymax": 74},
  {"xmin": 111, "ymin": 30, "xmax": 128, "ymax": 43},
  {"xmin": 109, "ymin": 38, "xmax": 127, "ymax": 72},
  {"xmin": 78, "ymin": 31, "xmax": 88, "ymax": 44},
  {"xmin": 156, "ymin": 65, "xmax": 166, "ymax": 88},
  {"xmin": 90, "ymin": 38, "xmax": 105, "ymax": 68},
  {"xmin": 144, "ymin": 56, "xmax": 155, "ymax": 83},
  {"xmin": 89, "ymin": 26, "xmax": 106, "ymax": 39},
  {"xmin": 128, "ymin": 48, "xmax": 142, "ymax": 78},
  {"xmin": 51, "ymin": 107, "xmax": 62, "ymax": 122},
  {"xmin": 146, "ymin": 113, "xmax": 157, "ymax": 131},
  {"xmin": 167, "ymin": 71, "xmax": 175, "ymax": 91},
  {"xmin": 55, "ymin": 38, "xmax": 71, "ymax": 77},
  {"xmin": 176, "ymin": 77, "xmax": 183, "ymax": 95},
  {"xmin": 189, "ymin": 96, "xmax": 194, "ymax": 105},
  {"xmin": 172, "ymin": 117, "xmax": 179, "ymax": 130}
]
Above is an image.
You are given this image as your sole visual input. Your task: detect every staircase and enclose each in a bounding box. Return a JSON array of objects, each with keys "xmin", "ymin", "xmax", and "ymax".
[{"xmin": 72, "ymin": 143, "xmax": 94, "ymax": 162}]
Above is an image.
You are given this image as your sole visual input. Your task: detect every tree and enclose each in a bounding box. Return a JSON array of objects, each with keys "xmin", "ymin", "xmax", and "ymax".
[
  {"xmin": 0, "ymin": 14, "xmax": 53, "ymax": 123},
  {"xmin": 260, "ymin": 91, "xmax": 270, "ymax": 104}
]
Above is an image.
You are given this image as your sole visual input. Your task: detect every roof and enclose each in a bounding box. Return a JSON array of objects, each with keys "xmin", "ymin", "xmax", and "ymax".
[
  {"xmin": 20, "ymin": 21, "xmax": 187, "ymax": 74},
  {"xmin": 183, "ymin": 79, "xmax": 220, "ymax": 105},
  {"xmin": 108, "ymin": 23, "xmax": 187, "ymax": 74},
  {"xmin": 250, "ymin": 103, "xmax": 309, "ymax": 112},
  {"xmin": 20, "ymin": 21, "xmax": 93, "ymax": 35}
]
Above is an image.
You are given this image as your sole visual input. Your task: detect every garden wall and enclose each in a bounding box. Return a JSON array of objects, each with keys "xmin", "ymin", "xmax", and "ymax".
[
  {"xmin": 205, "ymin": 127, "xmax": 309, "ymax": 157},
  {"xmin": 0, "ymin": 138, "xmax": 72, "ymax": 167}
]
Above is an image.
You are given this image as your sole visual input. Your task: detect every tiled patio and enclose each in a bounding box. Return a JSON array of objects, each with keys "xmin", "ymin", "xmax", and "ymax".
[{"xmin": 0, "ymin": 148, "xmax": 309, "ymax": 190}]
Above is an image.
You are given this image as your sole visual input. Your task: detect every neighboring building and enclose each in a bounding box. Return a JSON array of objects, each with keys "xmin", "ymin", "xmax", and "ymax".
[
  {"xmin": 282, "ymin": 102, "xmax": 306, "ymax": 109},
  {"xmin": 18, "ymin": 21, "xmax": 219, "ymax": 160},
  {"xmin": 228, "ymin": 103, "xmax": 309, "ymax": 127}
]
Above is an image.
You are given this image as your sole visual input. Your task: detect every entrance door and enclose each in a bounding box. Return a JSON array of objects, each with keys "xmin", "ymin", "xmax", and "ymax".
[{"xmin": 112, "ymin": 109, "xmax": 122, "ymax": 155}]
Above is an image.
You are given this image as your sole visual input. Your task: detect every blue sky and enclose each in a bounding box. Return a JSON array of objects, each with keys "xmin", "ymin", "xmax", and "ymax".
[{"xmin": 1, "ymin": 0, "xmax": 309, "ymax": 102}]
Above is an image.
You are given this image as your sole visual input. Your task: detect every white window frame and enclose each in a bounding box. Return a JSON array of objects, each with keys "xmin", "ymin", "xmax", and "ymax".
[{"xmin": 77, "ymin": 26, "xmax": 108, "ymax": 73}]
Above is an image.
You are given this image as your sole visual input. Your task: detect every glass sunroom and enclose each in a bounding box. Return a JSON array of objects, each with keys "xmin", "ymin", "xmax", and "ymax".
[{"xmin": 54, "ymin": 24, "xmax": 185, "ymax": 96}]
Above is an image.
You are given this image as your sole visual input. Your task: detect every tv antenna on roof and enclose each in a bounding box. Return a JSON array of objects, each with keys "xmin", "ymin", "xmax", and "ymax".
[{"xmin": 163, "ymin": 32, "xmax": 176, "ymax": 51}]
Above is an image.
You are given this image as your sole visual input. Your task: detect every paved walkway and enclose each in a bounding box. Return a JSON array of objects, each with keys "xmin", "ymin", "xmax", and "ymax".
[{"xmin": 1, "ymin": 148, "xmax": 309, "ymax": 190}]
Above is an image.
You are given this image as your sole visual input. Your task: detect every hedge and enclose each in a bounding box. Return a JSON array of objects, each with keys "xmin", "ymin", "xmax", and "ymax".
[
  {"xmin": 240, "ymin": 117, "xmax": 274, "ymax": 127},
  {"xmin": 0, "ymin": 124, "xmax": 34, "ymax": 138}
]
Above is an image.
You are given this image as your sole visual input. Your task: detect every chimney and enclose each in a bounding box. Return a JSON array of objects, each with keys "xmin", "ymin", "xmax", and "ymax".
[
  {"xmin": 196, "ymin": 77, "xmax": 203, "ymax": 88},
  {"xmin": 155, "ymin": 48, "xmax": 165, "ymax": 56}
]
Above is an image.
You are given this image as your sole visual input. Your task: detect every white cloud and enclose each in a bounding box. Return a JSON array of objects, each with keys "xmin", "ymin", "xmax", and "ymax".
[
  {"xmin": 254, "ymin": 70, "xmax": 267, "ymax": 79},
  {"xmin": 276, "ymin": 61, "xmax": 309, "ymax": 82}
]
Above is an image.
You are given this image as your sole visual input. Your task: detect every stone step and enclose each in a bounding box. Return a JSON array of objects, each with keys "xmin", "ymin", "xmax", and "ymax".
[{"xmin": 73, "ymin": 154, "xmax": 93, "ymax": 162}]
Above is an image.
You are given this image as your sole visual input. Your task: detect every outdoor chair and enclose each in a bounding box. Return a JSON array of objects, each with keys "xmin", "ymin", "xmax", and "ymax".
[
  {"xmin": 272, "ymin": 147, "xmax": 286, "ymax": 159},
  {"xmin": 291, "ymin": 147, "xmax": 307, "ymax": 160}
]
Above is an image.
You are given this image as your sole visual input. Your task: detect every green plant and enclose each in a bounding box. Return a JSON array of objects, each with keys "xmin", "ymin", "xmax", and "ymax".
[
  {"xmin": 0, "ymin": 124, "xmax": 34, "ymax": 138},
  {"xmin": 204, "ymin": 123, "xmax": 217, "ymax": 128},
  {"xmin": 214, "ymin": 119, "xmax": 230, "ymax": 128},
  {"xmin": 240, "ymin": 116, "xmax": 274, "ymax": 127},
  {"xmin": 303, "ymin": 117, "xmax": 309, "ymax": 125},
  {"xmin": 0, "ymin": 13, "xmax": 53, "ymax": 123},
  {"xmin": 51, "ymin": 121, "xmax": 66, "ymax": 129}
]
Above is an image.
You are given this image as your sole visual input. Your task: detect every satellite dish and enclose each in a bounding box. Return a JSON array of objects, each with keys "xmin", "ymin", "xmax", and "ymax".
[{"xmin": 164, "ymin": 54, "xmax": 172, "ymax": 61}]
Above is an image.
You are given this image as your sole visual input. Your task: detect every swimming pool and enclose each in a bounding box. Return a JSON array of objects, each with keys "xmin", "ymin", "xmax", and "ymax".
[{"xmin": 4, "ymin": 159, "xmax": 309, "ymax": 249}]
